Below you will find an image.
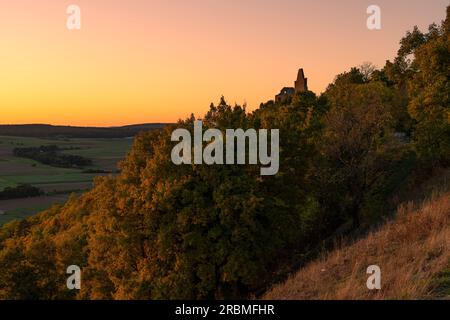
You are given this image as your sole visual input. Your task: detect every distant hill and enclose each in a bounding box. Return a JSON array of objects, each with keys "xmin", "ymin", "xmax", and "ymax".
[{"xmin": 0, "ymin": 123, "xmax": 170, "ymax": 138}]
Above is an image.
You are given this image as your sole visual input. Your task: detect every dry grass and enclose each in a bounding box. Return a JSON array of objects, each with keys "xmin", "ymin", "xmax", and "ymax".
[{"xmin": 263, "ymin": 192, "xmax": 450, "ymax": 300}]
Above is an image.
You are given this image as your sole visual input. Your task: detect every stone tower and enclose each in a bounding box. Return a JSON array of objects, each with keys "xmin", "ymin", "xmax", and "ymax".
[
  {"xmin": 275, "ymin": 68, "xmax": 309, "ymax": 102},
  {"xmin": 294, "ymin": 68, "xmax": 308, "ymax": 92}
]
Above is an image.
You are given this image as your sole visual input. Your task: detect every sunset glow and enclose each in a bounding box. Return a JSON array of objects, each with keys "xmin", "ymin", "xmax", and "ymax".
[{"xmin": 0, "ymin": 0, "xmax": 448, "ymax": 126}]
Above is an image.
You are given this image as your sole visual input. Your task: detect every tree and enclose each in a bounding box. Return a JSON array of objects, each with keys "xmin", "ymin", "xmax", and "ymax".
[
  {"xmin": 405, "ymin": 10, "xmax": 450, "ymax": 165},
  {"xmin": 319, "ymin": 81, "xmax": 409, "ymax": 227}
]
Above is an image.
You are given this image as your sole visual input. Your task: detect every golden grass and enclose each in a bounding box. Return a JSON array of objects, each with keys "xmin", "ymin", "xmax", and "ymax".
[{"xmin": 263, "ymin": 192, "xmax": 450, "ymax": 300}]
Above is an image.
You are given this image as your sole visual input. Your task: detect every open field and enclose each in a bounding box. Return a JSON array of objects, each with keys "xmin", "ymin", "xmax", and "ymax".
[
  {"xmin": 0, "ymin": 195, "xmax": 69, "ymax": 225},
  {"xmin": 38, "ymin": 182, "xmax": 94, "ymax": 194},
  {"xmin": 0, "ymin": 136, "xmax": 133, "ymax": 188},
  {"xmin": 0, "ymin": 135, "xmax": 133, "ymax": 224}
]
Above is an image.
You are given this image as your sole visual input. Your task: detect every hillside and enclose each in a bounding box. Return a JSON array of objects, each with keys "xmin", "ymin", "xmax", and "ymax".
[
  {"xmin": 263, "ymin": 183, "xmax": 450, "ymax": 300},
  {"xmin": 0, "ymin": 123, "xmax": 169, "ymax": 138},
  {"xmin": 0, "ymin": 8, "xmax": 448, "ymax": 299}
]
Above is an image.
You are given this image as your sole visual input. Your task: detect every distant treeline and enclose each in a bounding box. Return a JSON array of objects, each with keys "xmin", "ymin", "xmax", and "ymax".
[
  {"xmin": 0, "ymin": 123, "xmax": 169, "ymax": 138},
  {"xmin": 13, "ymin": 145, "xmax": 93, "ymax": 168},
  {"xmin": 0, "ymin": 184, "xmax": 42, "ymax": 200}
]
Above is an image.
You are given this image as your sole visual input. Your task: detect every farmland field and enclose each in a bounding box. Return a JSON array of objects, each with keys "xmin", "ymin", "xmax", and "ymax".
[
  {"xmin": 0, "ymin": 135, "xmax": 133, "ymax": 225},
  {"xmin": 0, "ymin": 195, "xmax": 69, "ymax": 225}
]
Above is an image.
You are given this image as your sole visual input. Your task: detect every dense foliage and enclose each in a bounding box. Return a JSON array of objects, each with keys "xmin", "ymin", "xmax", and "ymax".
[
  {"xmin": 0, "ymin": 7, "xmax": 448, "ymax": 300},
  {"xmin": 0, "ymin": 184, "xmax": 43, "ymax": 200}
]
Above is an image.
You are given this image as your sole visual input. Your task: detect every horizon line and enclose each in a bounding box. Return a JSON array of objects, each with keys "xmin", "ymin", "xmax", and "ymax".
[{"xmin": 0, "ymin": 122, "xmax": 173, "ymax": 129}]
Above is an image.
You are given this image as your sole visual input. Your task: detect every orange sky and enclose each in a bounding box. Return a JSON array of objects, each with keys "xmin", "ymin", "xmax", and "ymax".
[{"xmin": 0, "ymin": 0, "xmax": 448, "ymax": 126}]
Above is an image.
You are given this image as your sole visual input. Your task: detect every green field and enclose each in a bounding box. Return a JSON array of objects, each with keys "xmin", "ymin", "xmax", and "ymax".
[
  {"xmin": 0, "ymin": 136, "xmax": 133, "ymax": 188},
  {"xmin": 0, "ymin": 198, "xmax": 67, "ymax": 225},
  {"xmin": 0, "ymin": 136, "xmax": 133, "ymax": 224}
]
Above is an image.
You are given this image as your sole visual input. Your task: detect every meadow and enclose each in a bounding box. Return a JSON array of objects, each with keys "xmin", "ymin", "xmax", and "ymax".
[{"xmin": 0, "ymin": 135, "xmax": 133, "ymax": 224}]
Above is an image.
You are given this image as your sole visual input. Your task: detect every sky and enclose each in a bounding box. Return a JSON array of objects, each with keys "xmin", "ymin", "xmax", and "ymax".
[{"xmin": 0, "ymin": 0, "xmax": 448, "ymax": 126}]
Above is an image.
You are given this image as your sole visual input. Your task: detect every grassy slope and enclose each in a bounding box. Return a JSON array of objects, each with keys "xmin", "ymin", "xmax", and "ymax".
[{"xmin": 263, "ymin": 176, "xmax": 450, "ymax": 300}]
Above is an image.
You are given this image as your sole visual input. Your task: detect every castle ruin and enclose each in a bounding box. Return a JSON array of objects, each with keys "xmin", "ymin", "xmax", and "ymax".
[{"xmin": 275, "ymin": 68, "xmax": 308, "ymax": 102}]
